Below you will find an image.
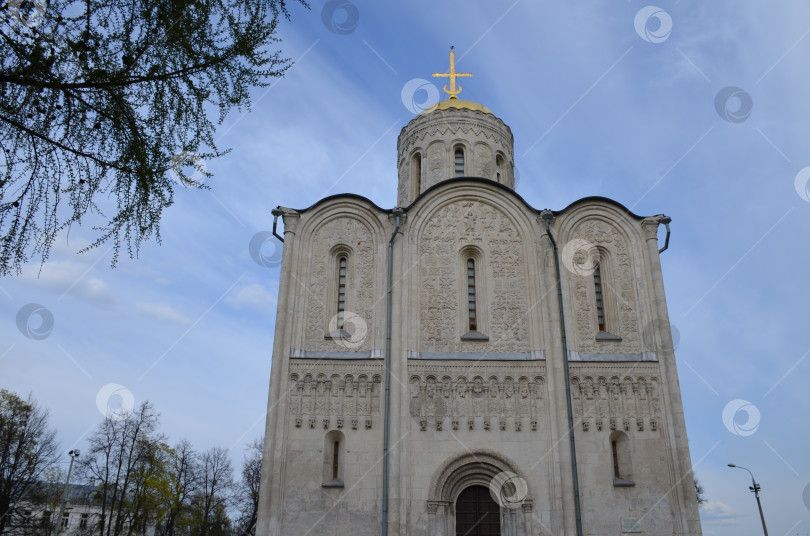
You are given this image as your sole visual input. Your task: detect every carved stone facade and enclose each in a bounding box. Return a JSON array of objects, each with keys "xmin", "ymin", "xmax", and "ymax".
[
  {"xmin": 418, "ymin": 199, "xmax": 530, "ymax": 353},
  {"xmin": 257, "ymin": 99, "xmax": 702, "ymax": 536}
]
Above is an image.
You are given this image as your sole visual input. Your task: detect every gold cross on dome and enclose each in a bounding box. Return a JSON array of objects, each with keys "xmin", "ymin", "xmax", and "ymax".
[{"xmin": 432, "ymin": 46, "xmax": 472, "ymax": 100}]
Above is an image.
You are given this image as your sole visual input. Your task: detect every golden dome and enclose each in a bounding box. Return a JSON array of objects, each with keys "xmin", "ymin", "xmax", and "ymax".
[{"xmin": 422, "ymin": 99, "xmax": 493, "ymax": 115}]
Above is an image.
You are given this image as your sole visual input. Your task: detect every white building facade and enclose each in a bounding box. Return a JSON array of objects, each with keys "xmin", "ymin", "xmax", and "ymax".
[{"xmin": 257, "ymin": 87, "xmax": 702, "ymax": 536}]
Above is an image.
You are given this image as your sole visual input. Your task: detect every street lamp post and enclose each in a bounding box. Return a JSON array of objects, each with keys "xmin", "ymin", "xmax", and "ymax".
[
  {"xmin": 52, "ymin": 450, "xmax": 80, "ymax": 536},
  {"xmin": 728, "ymin": 463, "xmax": 769, "ymax": 536}
]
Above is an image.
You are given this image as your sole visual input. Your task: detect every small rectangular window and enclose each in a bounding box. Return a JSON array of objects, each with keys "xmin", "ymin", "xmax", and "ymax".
[
  {"xmin": 594, "ymin": 262, "xmax": 605, "ymax": 331},
  {"xmin": 337, "ymin": 257, "xmax": 347, "ymax": 329},
  {"xmin": 455, "ymin": 149, "xmax": 464, "ymax": 177},
  {"xmin": 467, "ymin": 259, "xmax": 477, "ymax": 331}
]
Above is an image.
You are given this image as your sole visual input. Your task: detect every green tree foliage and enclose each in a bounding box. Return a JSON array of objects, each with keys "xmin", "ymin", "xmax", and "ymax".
[
  {"xmin": 0, "ymin": 390, "xmax": 59, "ymax": 536},
  {"xmin": 0, "ymin": 0, "xmax": 305, "ymax": 274}
]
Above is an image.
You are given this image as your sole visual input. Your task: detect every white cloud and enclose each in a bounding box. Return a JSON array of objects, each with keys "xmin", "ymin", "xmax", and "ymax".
[
  {"xmin": 701, "ymin": 502, "xmax": 738, "ymax": 525},
  {"xmin": 225, "ymin": 283, "xmax": 277, "ymax": 311},
  {"xmin": 17, "ymin": 260, "xmax": 116, "ymax": 308},
  {"xmin": 135, "ymin": 302, "xmax": 191, "ymax": 326}
]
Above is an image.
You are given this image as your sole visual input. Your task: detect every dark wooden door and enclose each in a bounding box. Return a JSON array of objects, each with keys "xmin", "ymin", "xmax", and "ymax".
[{"xmin": 455, "ymin": 485, "xmax": 501, "ymax": 536}]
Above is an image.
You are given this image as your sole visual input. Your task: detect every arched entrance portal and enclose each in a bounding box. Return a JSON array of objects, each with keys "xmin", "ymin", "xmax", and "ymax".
[
  {"xmin": 456, "ymin": 485, "xmax": 501, "ymax": 536},
  {"xmin": 427, "ymin": 450, "xmax": 534, "ymax": 536}
]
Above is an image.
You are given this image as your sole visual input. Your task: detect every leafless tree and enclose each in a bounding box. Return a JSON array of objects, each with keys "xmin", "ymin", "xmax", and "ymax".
[
  {"xmin": 0, "ymin": 390, "xmax": 59, "ymax": 536},
  {"xmin": 80, "ymin": 402, "xmax": 165, "ymax": 536},
  {"xmin": 189, "ymin": 448, "xmax": 232, "ymax": 536},
  {"xmin": 232, "ymin": 439, "xmax": 261, "ymax": 536}
]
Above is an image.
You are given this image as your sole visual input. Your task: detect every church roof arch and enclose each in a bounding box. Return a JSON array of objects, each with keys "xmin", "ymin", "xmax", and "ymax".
[
  {"xmin": 553, "ymin": 198, "xmax": 650, "ymax": 248},
  {"xmin": 406, "ymin": 179, "xmax": 538, "ymax": 245},
  {"xmin": 292, "ymin": 196, "xmax": 388, "ymax": 248}
]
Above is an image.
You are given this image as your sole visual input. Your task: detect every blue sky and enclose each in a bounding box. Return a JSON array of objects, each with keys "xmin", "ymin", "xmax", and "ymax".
[{"xmin": 2, "ymin": 1, "xmax": 810, "ymax": 534}]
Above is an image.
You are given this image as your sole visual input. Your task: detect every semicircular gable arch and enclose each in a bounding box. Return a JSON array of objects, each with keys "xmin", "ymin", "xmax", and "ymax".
[
  {"xmin": 408, "ymin": 181, "xmax": 537, "ymax": 243},
  {"xmin": 296, "ymin": 198, "xmax": 388, "ymax": 247},
  {"xmin": 554, "ymin": 200, "xmax": 647, "ymax": 248}
]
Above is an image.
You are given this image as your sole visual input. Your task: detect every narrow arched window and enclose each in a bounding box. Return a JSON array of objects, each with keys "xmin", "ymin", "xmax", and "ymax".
[
  {"xmin": 467, "ymin": 259, "xmax": 477, "ymax": 331},
  {"xmin": 496, "ymin": 155, "xmax": 504, "ymax": 182},
  {"xmin": 411, "ymin": 153, "xmax": 422, "ymax": 199},
  {"xmin": 594, "ymin": 261, "xmax": 605, "ymax": 331},
  {"xmin": 323, "ymin": 430, "xmax": 345, "ymax": 487},
  {"xmin": 337, "ymin": 257, "xmax": 347, "ymax": 329},
  {"xmin": 332, "ymin": 440, "xmax": 340, "ymax": 480},
  {"xmin": 455, "ymin": 148, "xmax": 464, "ymax": 177},
  {"xmin": 611, "ymin": 439, "xmax": 620, "ymax": 478},
  {"xmin": 610, "ymin": 431, "xmax": 634, "ymax": 486}
]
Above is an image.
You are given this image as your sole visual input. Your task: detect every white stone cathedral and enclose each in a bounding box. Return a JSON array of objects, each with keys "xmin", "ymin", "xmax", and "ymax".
[{"xmin": 257, "ymin": 54, "xmax": 703, "ymax": 536}]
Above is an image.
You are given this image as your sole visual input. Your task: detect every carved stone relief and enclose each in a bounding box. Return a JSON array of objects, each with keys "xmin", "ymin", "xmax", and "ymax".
[
  {"xmin": 305, "ymin": 216, "xmax": 375, "ymax": 351},
  {"xmin": 408, "ymin": 373, "xmax": 545, "ymax": 432},
  {"xmin": 568, "ymin": 219, "xmax": 641, "ymax": 354},
  {"xmin": 569, "ymin": 365, "xmax": 661, "ymax": 433},
  {"xmin": 288, "ymin": 368, "xmax": 381, "ymax": 431},
  {"xmin": 419, "ymin": 199, "xmax": 530, "ymax": 353}
]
